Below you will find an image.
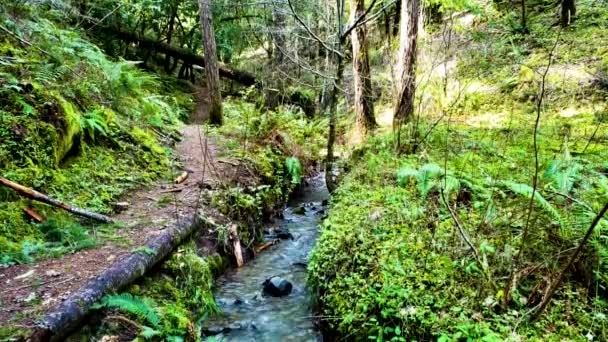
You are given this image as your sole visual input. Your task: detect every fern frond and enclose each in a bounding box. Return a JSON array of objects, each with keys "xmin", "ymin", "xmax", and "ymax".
[
  {"xmin": 396, "ymin": 167, "xmax": 418, "ymax": 186},
  {"xmin": 442, "ymin": 175, "xmax": 461, "ymax": 198},
  {"xmin": 418, "ymin": 164, "xmax": 443, "ymax": 198},
  {"xmin": 93, "ymin": 293, "xmax": 161, "ymax": 328},
  {"xmin": 286, "ymin": 157, "xmax": 303, "ymax": 184},
  {"xmin": 501, "ymin": 181, "xmax": 563, "ymax": 225}
]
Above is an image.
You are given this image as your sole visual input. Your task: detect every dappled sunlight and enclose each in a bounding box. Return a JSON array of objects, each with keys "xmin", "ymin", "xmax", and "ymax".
[{"xmin": 464, "ymin": 111, "xmax": 508, "ymax": 128}]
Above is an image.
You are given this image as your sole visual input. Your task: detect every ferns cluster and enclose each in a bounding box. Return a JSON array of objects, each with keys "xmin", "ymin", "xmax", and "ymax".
[{"xmin": 396, "ymin": 163, "xmax": 461, "ymax": 199}]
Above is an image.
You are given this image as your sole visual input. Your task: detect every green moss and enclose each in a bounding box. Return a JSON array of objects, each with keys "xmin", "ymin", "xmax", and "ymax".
[
  {"xmin": 131, "ymin": 127, "xmax": 166, "ymax": 155},
  {"xmin": 51, "ymin": 93, "xmax": 82, "ymax": 166}
]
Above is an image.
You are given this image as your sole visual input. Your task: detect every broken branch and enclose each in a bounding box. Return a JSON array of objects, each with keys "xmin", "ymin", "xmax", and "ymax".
[{"xmin": 0, "ymin": 176, "xmax": 112, "ymax": 223}]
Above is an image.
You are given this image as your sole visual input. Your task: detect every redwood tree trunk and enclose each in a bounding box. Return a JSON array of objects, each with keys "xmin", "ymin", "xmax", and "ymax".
[
  {"xmin": 350, "ymin": 0, "xmax": 376, "ymax": 136},
  {"xmin": 197, "ymin": 0, "xmax": 223, "ymax": 125},
  {"xmin": 393, "ymin": 0, "xmax": 419, "ymax": 151}
]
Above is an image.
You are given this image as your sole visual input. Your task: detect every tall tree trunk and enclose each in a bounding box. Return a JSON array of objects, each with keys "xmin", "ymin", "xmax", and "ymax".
[
  {"xmin": 350, "ymin": 0, "xmax": 376, "ymax": 136},
  {"xmin": 325, "ymin": 0, "xmax": 345, "ymax": 193},
  {"xmin": 521, "ymin": 0, "xmax": 527, "ymax": 32},
  {"xmin": 272, "ymin": 3, "xmax": 286, "ymax": 64},
  {"xmin": 164, "ymin": 4, "xmax": 178, "ymax": 73},
  {"xmin": 197, "ymin": 0, "xmax": 223, "ymax": 125},
  {"xmin": 393, "ymin": 0, "xmax": 419, "ymax": 152},
  {"xmin": 561, "ymin": 0, "xmax": 576, "ymax": 26},
  {"xmin": 392, "ymin": 0, "xmax": 401, "ymax": 37}
]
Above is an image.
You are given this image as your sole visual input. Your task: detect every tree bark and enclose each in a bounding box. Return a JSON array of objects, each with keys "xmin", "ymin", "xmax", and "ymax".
[
  {"xmin": 350, "ymin": 0, "xmax": 377, "ymax": 137},
  {"xmin": 0, "ymin": 177, "xmax": 112, "ymax": 223},
  {"xmin": 325, "ymin": 0, "xmax": 346, "ymax": 194},
  {"xmin": 198, "ymin": 0, "xmax": 223, "ymax": 125},
  {"xmin": 561, "ymin": 0, "xmax": 576, "ymax": 27},
  {"xmin": 164, "ymin": 4, "xmax": 178, "ymax": 74},
  {"xmin": 393, "ymin": 0, "xmax": 420, "ymax": 151},
  {"xmin": 272, "ymin": 3, "xmax": 287, "ymax": 64},
  {"xmin": 393, "ymin": 0, "xmax": 401, "ymax": 37},
  {"xmin": 29, "ymin": 215, "xmax": 209, "ymax": 342}
]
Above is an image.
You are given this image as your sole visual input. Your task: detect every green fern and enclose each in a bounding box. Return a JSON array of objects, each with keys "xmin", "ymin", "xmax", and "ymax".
[
  {"xmin": 92, "ymin": 293, "xmax": 161, "ymax": 328},
  {"xmin": 501, "ymin": 181, "xmax": 563, "ymax": 225},
  {"xmin": 396, "ymin": 164, "xmax": 461, "ymax": 199},
  {"xmin": 286, "ymin": 157, "xmax": 303, "ymax": 184},
  {"xmin": 79, "ymin": 110, "xmax": 109, "ymax": 141}
]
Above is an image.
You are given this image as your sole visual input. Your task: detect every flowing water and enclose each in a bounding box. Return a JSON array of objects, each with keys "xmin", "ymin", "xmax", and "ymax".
[{"xmin": 203, "ymin": 175, "xmax": 328, "ymax": 341}]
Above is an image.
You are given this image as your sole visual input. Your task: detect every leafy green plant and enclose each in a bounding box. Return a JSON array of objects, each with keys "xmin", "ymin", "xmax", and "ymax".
[
  {"xmin": 79, "ymin": 110, "xmax": 109, "ymax": 141},
  {"xmin": 396, "ymin": 163, "xmax": 461, "ymax": 199},
  {"xmin": 93, "ymin": 293, "xmax": 162, "ymax": 329},
  {"xmin": 500, "ymin": 181, "xmax": 563, "ymax": 225},
  {"xmin": 285, "ymin": 157, "xmax": 303, "ymax": 184}
]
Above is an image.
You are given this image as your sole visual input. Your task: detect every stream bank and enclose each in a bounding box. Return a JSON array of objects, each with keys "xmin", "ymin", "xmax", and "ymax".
[{"xmin": 202, "ymin": 173, "xmax": 328, "ymax": 341}]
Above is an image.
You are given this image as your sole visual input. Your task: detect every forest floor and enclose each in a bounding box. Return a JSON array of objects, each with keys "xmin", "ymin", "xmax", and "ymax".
[{"xmin": 0, "ymin": 89, "xmax": 223, "ymax": 329}]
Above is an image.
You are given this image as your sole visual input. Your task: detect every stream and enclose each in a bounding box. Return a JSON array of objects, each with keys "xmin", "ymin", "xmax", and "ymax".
[{"xmin": 202, "ymin": 174, "xmax": 328, "ymax": 341}]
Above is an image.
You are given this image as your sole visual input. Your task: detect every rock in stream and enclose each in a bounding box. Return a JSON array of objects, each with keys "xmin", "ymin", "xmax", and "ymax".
[{"xmin": 262, "ymin": 276, "xmax": 293, "ymax": 297}]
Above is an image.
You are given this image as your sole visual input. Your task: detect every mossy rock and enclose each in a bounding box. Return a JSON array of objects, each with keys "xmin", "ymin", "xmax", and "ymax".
[{"xmin": 50, "ymin": 93, "xmax": 82, "ymax": 166}]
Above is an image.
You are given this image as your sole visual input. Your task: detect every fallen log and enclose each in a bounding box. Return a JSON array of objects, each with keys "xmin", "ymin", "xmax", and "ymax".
[
  {"xmin": 0, "ymin": 176, "xmax": 112, "ymax": 223},
  {"xmin": 98, "ymin": 26, "xmax": 257, "ymax": 86},
  {"xmin": 29, "ymin": 214, "xmax": 207, "ymax": 342}
]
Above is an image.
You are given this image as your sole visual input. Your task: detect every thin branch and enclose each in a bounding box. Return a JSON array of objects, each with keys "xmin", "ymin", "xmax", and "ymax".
[
  {"xmin": 531, "ymin": 202, "xmax": 608, "ymax": 321},
  {"xmin": 440, "ymin": 191, "xmax": 480, "ymax": 262},
  {"xmin": 0, "ymin": 24, "xmax": 52, "ymax": 57},
  {"xmin": 286, "ymin": 0, "xmax": 344, "ymax": 58},
  {"xmin": 87, "ymin": 3, "xmax": 123, "ymax": 31},
  {"xmin": 505, "ymin": 28, "xmax": 561, "ymax": 304},
  {"xmin": 340, "ymin": 0, "xmax": 379, "ymax": 41}
]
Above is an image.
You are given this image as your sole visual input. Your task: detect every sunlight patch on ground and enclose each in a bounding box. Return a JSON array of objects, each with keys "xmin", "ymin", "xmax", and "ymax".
[
  {"xmin": 464, "ymin": 112, "xmax": 507, "ymax": 128},
  {"xmin": 377, "ymin": 105, "xmax": 394, "ymax": 131}
]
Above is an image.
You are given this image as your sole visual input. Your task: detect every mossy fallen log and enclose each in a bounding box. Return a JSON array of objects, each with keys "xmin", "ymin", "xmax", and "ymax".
[{"xmin": 28, "ymin": 215, "xmax": 207, "ymax": 342}]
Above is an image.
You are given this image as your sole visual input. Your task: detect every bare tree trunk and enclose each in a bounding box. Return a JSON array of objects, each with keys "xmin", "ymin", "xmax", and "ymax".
[
  {"xmin": 561, "ymin": 0, "xmax": 576, "ymax": 27},
  {"xmin": 521, "ymin": 0, "xmax": 527, "ymax": 32},
  {"xmin": 325, "ymin": 0, "xmax": 345, "ymax": 193},
  {"xmin": 350, "ymin": 0, "xmax": 376, "ymax": 136},
  {"xmin": 272, "ymin": 3, "xmax": 286, "ymax": 64},
  {"xmin": 393, "ymin": 0, "xmax": 419, "ymax": 151},
  {"xmin": 164, "ymin": 4, "xmax": 178, "ymax": 73},
  {"xmin": 393, "ymin": 0, "xmax": 401, "ymax": 37},
  {"xmin": 197, "ymin": 0, "xmax": 223, "ymax": 125}
]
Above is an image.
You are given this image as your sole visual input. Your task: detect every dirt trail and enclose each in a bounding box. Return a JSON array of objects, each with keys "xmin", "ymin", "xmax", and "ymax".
[{"xmin": 0, "ymin": 88, "xmax": 218, "ymax": 329}]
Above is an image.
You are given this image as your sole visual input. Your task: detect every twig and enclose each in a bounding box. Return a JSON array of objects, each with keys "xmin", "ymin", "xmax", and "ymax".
[
  {"xmin": 440, "ymin": 190, "xmax": 480, "ymax": 262},
  {"xmin": 87, "ymin": 3, "xmax": 124, "ymax": 31},
  {"xmin": 105, "ymin": 315, "xmax": 142, "ymax": 330},
  {"xmin": 505, "ymin": 27, "xmax": 561, "ymax": 304},
  {"xmin": 1, "ymin": 277, "xmax": 75, "ymax": 294},
  {"xmin": 531, "ymin": 202, "xmax": 608, "ymax": 321},
  {"xmin": 286, "ymin": 0, "xmax": 344, "ymax": 58},
  {"xmin": 340, "ymin": 0, "xmax": 379, "ymax": 41},
  {"xmin": 0, "ymin": 24, "xmax": 52, "ymax": 57}
]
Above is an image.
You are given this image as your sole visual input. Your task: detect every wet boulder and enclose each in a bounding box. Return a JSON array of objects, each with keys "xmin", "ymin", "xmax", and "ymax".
[
  {"xmin": 263, "ymin": 276, "xmax": 292, "ymax": 297},
  {"xmin": 274, "ymin": 227, "xmax": 293, "ymax": 240},
  {"xmin": 293, "ymin": 206, "xmax": 306, "ymax": 215}
]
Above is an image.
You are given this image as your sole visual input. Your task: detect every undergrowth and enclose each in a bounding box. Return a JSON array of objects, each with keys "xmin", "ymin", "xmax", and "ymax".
[
  {"xmin": 208, "ymin": 99, "xmax": 327, "ymax": 246},
  {"xmin": 310, "ymin": 127, "xmax": 607, "ymax": 340},
  {"xmin": 310, "ymin": 1, "xmax": 608, "ymax": 340},
  {"xmin": 0, "ymin": 4, "xmax": 192, "ymax": 264}
]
